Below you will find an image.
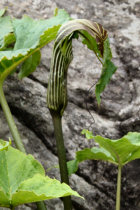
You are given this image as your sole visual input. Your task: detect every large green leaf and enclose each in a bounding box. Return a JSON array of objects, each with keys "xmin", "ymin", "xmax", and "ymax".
[
  {"xmin": 0, "ymin": 9, "xmax": 71, "ymax": 81},
  {"xmin": 13, "ymin": 10, "xmax": 70, "ymax": 79},
  {"xmin": 12, "ymin": 174, "xmax": 82, "ymax": 206},
  {"xmin": 0, "ymin": 139, "xmax": 11, "ymax": 151},
  {"xmin": 85, "ymin": 131, "xmax": 140, "ymax": 165},
  {"xmin": 0, "ymin": 146, "xmax": 82, "ymax": 207},
  {"xmin": 0, "ymin": 146, "xmax": 45, "ymax": 195},
  {"xmin": 13, "ymin": 10, "xmax": 70, "ymax": 50},
  {"xmin": 67, "ymin": 131, "xmax": 140, "ymax": 175}
]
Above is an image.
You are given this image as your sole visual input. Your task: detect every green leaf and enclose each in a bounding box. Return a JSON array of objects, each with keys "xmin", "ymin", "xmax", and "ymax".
[
  {"xmin": 18, "ymin": 50, "xmax": 41, "ymax": 79},
  {"xmin": 80, "ymin": 30, "xmax": 101, "ymax": 57},
  {"xmin": 75, "ymin": 132, "xmax": 140, "ymax": 167},
  {"xmin": 95, "ymin": 134, "xmax": 140, "ymax": 165},
  {"xmin": 122, "ymin": 132, "xmax": 140, "ymax": 162},
  {"xmin": 0, "ymin": 9, "xmax": 71, "ymax": 81},
  {"xmin": 76, "ymin": 147, "xmax": 114, "ymax": 163},
  {"xmin": 0, "ymin": 16, "xmax": 15, "ymax": 50},
  {"xmin": 0, "ymin": 139, "xmax": 11, "ymax": 151},
  {"xmin": 123, "ymin": 132, "xmax": 140, "ymax": 146},
  {"xmin": 95, "ymin": 39, "xmax": 117, "ymax": 105},
  {"xmin": 103, "ymin": 38, "xmax": 112, "ymax": 61},
  {"xmin": 0, "ymin": 146, "xmax": 45, "ymax": 194},
  {"xmin": 67, "ymin": 147, "xmax": 114, "ymax": 175},
  {"xmin": 81, "ymin": 129, "xmax": 94, "ymax": 140},
  {"xmin": 0, "ymin": 49, "xmax": 30, "ymax": 76},
  {"xmin": 12, "ymin": 174, "xmax": 83, "ymax": 206},
  {"xmin": 0, "ymin": 146, "xmax": 82, "ymax": 207},
  {"xmin": 67, "ymin": 160, "xmax": 79, "ymax": 176},
  {"xmin": 13, "ymin": 9, "xmax": 70, "ymax": 50},
  {"xmin": 0, "ymin": 9, "xmax": 6, "ymax": 17}
]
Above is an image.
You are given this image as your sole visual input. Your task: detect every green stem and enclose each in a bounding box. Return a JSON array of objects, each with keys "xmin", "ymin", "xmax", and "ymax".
[
  {"xmin": 51, "ymin": 111, "xmax": 72, "ymax": 210},
  {"xmin": 0, "ymin": 82, "xmax": 26, "ymax": 153},
  {"xmin": 0, "ymin": 82, "xmax": 47, "ymax": 210},
  {"xmin": 10, "ymin": 206, "xmax": 15, "ymax": 210},
  {"xmin": 116, "ymin": 165, "xmax": 122, "ymax": 210}
]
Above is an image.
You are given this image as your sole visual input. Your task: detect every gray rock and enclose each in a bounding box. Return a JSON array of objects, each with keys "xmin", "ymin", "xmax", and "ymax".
[{"xmin": 0, "ymin": 0, "xmax": 140, "ymax": 209}]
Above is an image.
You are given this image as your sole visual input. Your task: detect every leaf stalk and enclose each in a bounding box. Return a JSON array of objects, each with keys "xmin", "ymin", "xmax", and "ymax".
[
  {"xmin": 51, "ymin": 111, "xmax": 72, "ymax": 210},
  {"xmin": 116, "ymin": 165, "xmax": 122, "ymax": 210},
  {"xmin": 0, "ymin": 81, "xmax": 26, "ymax": 153}
]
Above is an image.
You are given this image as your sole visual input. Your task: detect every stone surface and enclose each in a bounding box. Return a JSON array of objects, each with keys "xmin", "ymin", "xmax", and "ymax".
[{"xmin": 0, "ymin": 0, "xmax": 140, "ymax": 210}]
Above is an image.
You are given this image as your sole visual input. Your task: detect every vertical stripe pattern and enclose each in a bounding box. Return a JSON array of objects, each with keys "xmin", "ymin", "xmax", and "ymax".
[
  {"xmin": 47, "ymin": 20, "xmax": 107, "ymax": 115},
  {"xmin": 47, "ymin": 35, "xmax": 73, "ymax": 116}
]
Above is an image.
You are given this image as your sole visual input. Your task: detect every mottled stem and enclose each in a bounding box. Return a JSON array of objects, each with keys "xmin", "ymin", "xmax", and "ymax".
[{"xmin": 51, "ymin": 111, "xmax": 72, "ymax": 210}]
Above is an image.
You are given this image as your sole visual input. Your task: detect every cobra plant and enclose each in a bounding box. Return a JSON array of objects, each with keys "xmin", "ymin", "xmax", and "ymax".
[{"xmin": 47, "ymin": 19, "xmax": 117, "ymax": 209}]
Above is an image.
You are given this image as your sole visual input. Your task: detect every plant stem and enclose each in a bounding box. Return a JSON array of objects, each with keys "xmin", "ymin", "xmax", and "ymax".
[
  {"xmin": 0, "ymin": 82, "xmax": 26, "ymax": 153},
  {"xmin": 0, "ymin": 82, "xmax": 47, "ymax": 210},
  {"xmin": 116, "ymin": 165, "xmax": 122, "ymax": 210},
  {"xmin": 51, "ymin": 111, "xmax": 72, "ymax": 210}
]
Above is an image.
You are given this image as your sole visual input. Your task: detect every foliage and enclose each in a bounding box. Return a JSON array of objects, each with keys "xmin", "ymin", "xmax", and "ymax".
[
  {"xmin": 68, "ymin": 130, "xmax": 140, "ymax": 175},
  {"xmin": 0, "ymin": 143, "xmax": 82, "ymax": 208},
  {"xmin": 0, "ymin": 9, "xmax": 71, "ymax": 82},
  {"xmin": 67, "ymin": 130, "xmax": 140, "ymax": 210}
]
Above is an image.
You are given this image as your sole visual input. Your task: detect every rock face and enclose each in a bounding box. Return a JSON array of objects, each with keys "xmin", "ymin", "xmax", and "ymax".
[{"xmin": 0, "ymin": 0, "xmax": 140, "ymax": 210}]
